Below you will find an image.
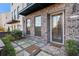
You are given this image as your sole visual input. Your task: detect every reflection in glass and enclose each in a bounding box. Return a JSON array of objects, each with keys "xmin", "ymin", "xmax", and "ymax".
[
  {"xmin": 26, "ymin": 19, "xmax": 31, "ymax": 34},
  {"xmin": 52, "ymin": 14, "xmax": 62, "ymax": 43}
]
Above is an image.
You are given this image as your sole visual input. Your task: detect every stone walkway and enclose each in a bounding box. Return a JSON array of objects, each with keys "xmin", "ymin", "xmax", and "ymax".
[{"xmin": 11, "ymin": 36, "xmax": 67, "ymax": 56}]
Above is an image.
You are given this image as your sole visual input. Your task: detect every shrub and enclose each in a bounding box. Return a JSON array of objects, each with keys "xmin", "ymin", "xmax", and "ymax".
[
  {"xmin": 5, "ymin": 34, "xmax": 15, "ymax": 41},
  {"xmin": 65, "ymin": 39, "xmax": 78, "ymax": 56},
  {"xmin": 76, "ymin": 41, "xmax": 79, "ymax": 53},
  {"xmin": 11, "ymin": 29, "xmax": 22, "ymax": 39},
  {"xmin": 1, "ymin": 35, "xmax": 16, "ymax": 56}
]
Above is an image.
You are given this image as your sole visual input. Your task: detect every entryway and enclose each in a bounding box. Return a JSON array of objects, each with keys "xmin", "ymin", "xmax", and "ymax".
[{"xmin": 50, "ymin": 11, "xmax": 64, "ymax": 44}]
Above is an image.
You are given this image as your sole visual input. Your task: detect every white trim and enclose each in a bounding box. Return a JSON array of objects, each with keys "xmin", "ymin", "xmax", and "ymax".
[
  {"xmin": 50, "ymin": 10, "xmax": 64, "ymax": 45},
  {"xmin": 50, "ymin": 15, "xmax": 53, "ymax": 42},
  {"xmin": 62, "ymin": 11, "xmax": 64, "ymax": 45}
]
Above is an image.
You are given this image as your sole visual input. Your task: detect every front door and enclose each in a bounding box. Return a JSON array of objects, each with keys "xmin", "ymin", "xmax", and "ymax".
[{"xmin": 52, "ymin": 13, "xmax": 63, "ymax": 43}]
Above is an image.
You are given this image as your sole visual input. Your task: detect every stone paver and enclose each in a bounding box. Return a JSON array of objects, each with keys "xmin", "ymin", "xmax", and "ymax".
[
  {"xmin": 21, "ymin": 43, "xmax": 33, "ymax": 49},
  {"xmin": 32, "ymin": 41, "xmax": 37, "ymax": 43},
  {"xmin": 36, "ymin": 51, "xmax": 52, "ymax": 56},
  {"xmin": 12, "ymin": 37, "xmax": 67, "ymax": 56},
  {"xmin": 12, "ymin": 38, "xmax": 47, "ymax": 56},
  {"xmin": 16, "ymin": 50, "xmax": 30, "ymax": 56},
  {"xmin": 17, "ymin": 41, "xmax": 26, "ymax": 45},
  {"xmin": 14, "ymin": 46, "xmax": 22, "ymax": 53},
  {"xmin": 25, "ymin": 40, "xmax": 34, "ymax": 44},
  {"xmin": 11, "ymin": 42, "xmax": 18, "ymax": 48},
  {"xmin": 35, "ymin": 43, "xmax": 46, "ymax": 47},
  {"xmin": 41, "ymin": 44, "xmax": 67, "ymax": 56}
]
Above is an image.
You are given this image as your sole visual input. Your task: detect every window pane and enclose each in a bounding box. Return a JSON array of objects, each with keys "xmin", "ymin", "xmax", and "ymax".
[
  {"xmin": 17, "ymin": 6, "xmax": 19, "ymax": 19},
  {"xmin": 52, "ymin": 14, "xmax": 62, "ymax": 43},
  {"xmin": 35, "ymin": 16, "xmax": 41, "ymax": 36},
  {"xmin": 35, "ymin": 16, "xmax": 41, "ymax": 26},
  {"xmin": 27, "ymin": 19, "xmax": 31, "ymax": 27},
  {"xmin": 26, "ymin": 19, "xmax": 31, "ymax": 34}
]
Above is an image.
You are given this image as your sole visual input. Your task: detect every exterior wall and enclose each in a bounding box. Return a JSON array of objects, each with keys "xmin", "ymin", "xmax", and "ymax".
[
  {"xmin": 22, "ymin": 3, "xmax": 79, "ymax": 44},
  {"xmin": 11, "ymin": 3, "xmax": 27, "ymax": 31},
  {"xmin": 24, "ymin": 4, "xmax": 65, "ymax": 43},
  {"xmin": 65, "ymin": 3, "xmax": 79, "ymax": 41},
  {"xmin": 0, "ymin": 14, "xmax": 3, "ymax": 27},
  {"xmin": 0, "ymin": 12, "xmax": 11, "ymax": 32},
  {"xmin": 0, "ymin": 14, "xmax": 4, "ymax": 32}
]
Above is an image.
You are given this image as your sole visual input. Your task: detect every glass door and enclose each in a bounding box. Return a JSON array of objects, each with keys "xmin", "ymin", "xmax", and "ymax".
[{"xmin": 52, "ymin": 13, "xmax": 63, "ymax": 43}]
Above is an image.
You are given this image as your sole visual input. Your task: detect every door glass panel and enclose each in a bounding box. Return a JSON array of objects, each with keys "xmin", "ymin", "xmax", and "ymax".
[
  {"xmin": 26, "ymin": 19, "xmax": 31, "ymax": 34},
  {"xmin": 35, "ymin": 16, "xmax": 41, "ymax": 36},
  {"xmin": 52, "ymin": 14, "xmax": 62, "ymax": 43}
]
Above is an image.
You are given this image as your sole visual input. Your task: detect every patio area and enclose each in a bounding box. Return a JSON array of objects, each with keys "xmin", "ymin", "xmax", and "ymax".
[{"xmin": 11, "ymin": 36, "xmax": 67, "ymax": 56}]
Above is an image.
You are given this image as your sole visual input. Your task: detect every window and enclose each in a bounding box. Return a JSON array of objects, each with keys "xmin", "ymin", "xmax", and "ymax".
[
  {"xmin": 35, "ymin": 16, "xmax": 41, "ymax": 36},
  {"xmin": 17, "ymin": 6, "xmax": 19, "ymax": 19},
  {"xmin": 12, "ymin": 3, "xmax": 13, "ymax": 6},
  {"xmin": 22, "ymin": 3, "xmax": 27, "ymax": 8},
  {"xmin": 26, "ymin": 19, "xmax": 31, "ymax": 34},
  {"xmin": 14, "ymin": 10, "xmax": 16, "ymax": 20},
  {"xmin": 12, "ymin": 11, "xmax": 14, "ymax": 20},
  {"xmin": 22, "ymin": 4, "xmax": 24, "ymax": 8},
  {"xmin": 27, "ymin": 3, "xmax": 32, "ymax": 6},
  {"xmin": 12, "ymin": 12, "xmax": 13, "ymax": 20}
]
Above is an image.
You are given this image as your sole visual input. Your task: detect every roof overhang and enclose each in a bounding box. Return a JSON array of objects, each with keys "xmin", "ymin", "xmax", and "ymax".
[
  {"xmin": 7, "ymin": 20, "xmax": 20, "ymax": 24},
  {"xmin": 19, "ymin": 3, "xmax": 52, "ymax": 16}
]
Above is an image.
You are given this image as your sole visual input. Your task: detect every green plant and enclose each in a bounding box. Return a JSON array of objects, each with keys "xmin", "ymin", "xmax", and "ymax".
[
  {"xmin": 5, "ymin": 34, "xmax": 15, "ymax": 41},
  {"xmin": 76, "ymin": 41, "xmax": 79, "ymax": 53},
  {"xmin": 11, "ymin": 29, "xmax": 22, "ymax": 39},
  {"xmin": 65, "ymin": 39, "xmax": 78, "ymax": 56},
  {"xmin": 1, "ymin": 35, "xmax": 16, "ymax": 56}
]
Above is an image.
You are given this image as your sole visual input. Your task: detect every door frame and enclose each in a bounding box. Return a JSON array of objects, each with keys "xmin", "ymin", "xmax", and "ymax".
[{"xmin": 50, "ymin": 10, "xmax": 64, "ymax": 45}]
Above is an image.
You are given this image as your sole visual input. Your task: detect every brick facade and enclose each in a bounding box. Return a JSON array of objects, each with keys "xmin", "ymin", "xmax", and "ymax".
[
  {"xmin": 65, "ymin": 3, "xmax": 79, "ymax": 41},
  {"xmin": 23, "ymin": 3, "xmax": 79, "ymax": 44}
]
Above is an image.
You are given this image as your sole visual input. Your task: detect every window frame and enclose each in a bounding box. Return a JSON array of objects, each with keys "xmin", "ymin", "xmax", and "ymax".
[
  {"xmin": 52, "ymin": 14, "xmax": 62, "ymax": 43},
  {"xmin": 50, "ymin": 10, "xmax": 64, "ymax": 44}
]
